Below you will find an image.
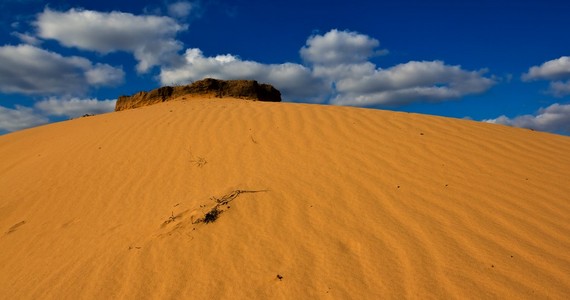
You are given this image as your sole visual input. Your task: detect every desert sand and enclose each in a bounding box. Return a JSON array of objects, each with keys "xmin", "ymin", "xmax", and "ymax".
[{"xmin": 1, "ymin": 96, "xmax": 569, "ymax": 299}]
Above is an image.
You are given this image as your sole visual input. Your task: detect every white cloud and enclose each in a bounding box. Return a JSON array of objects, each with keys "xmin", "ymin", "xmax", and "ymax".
[
  {"xmin": 85, "ymin": 64, "xmax": 125, "ymax": 86},
  {"xmin": 160, "ymin": 29, "xmax": 494, "ymax": 104},
  {"xmin": 484, "ymin": 103, "xmax": 570, "ymax": 134},
  {"xmin": 11, "ymin": 32, "xmax": 42, "ymax": 45},
  {"xmin": 160, "ymin": 48, "xmax": 328, "ymax": 100},
  {"xmin": 297, "ymin": 30, "xmax": 495, "ymax": 106},
  {"xmin": 0, "ymin": 97, "xmax": 117, "ymax": 133},
  {"xmin": 0, "ymin": 105, "xmax": 48, "ymax": 132},
  {"xmin": 300, "ymin": 29, "xmax": 386, "ymax": 65},
  {"xmin": 29, "ymin": 17, "xmax": 495, "ymax": 106},
  {"xmin": 549, "ymin": 80, "xmax": 570, "ymax": 97},
  {"xmin": 35, "ymin": 97, "xmax": 117, "ymax": 118},
  {"xmin": 311, "ymin": 62, "xmax": 376, "ymax": 82},
  {"xmin": 522, "ymin": 56, "xmax": 570, "ymax": 98},
  {"xmin": 0, "ymin": 44, "xmax": 124, "ymax": 95},
  {"xmin": 522, "ymin": 56, "xmax": 570, "ymax": 81},
  {"xmin": 35, "ymin": 8, "xmax": 187, "ymax": 72},
  {"xmin": 168, "ymin": 1, "xmax": 194, "ymax": 18},
  {"xmin": 331, "ymin": 61, "xmax": 495, "ymax": 106}
]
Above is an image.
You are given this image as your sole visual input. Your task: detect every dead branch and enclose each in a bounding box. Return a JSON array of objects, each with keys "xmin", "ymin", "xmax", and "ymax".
[{"xmin": 196, "ymin": 189, "xmax": 268, "ymax": 224}]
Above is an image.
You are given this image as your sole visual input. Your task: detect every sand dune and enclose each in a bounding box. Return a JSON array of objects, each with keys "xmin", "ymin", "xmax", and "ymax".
[{"xmin": 1, "ymin": 97, "xmax": 569, "ymax": 299}]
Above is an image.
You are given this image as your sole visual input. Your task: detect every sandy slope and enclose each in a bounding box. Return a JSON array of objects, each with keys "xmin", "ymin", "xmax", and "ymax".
[{"xmin": 1, "ymin": 97, "xmax": 569, "ymax": 299}]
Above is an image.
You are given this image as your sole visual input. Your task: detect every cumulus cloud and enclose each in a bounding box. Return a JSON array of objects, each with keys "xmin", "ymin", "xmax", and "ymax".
[
  {"xmin": 484, "ymin": 103, "xmax": 570, "ymax": 134},
  {"xmin": 0, "ymin": 97, "xmax": 117, "ymax": 133},
  {"xmin": 168, "ymin": 1, "xmax": 195, "ymax": 18},
  {"xmin": 522, "ymin": 56, "xmax": 570, "ymax": 81},
  {"xmin": 300, "ymin": 29, "xmax": 386, "ymax": 65},
  {"xmin": 549, "ymin": 80, "xmax": 570, "ymax": 97},
  {"xmin": 11, "ymin": 32, "xmax": 42, "ymax": 45},
  {"xmin": 0, "ymin": 105, "xmax": 48, "ymax": 132},
  {"xmin": 0, "ymin": 44, "xmax": 124, "ymax": 95},
  {"xmin": 161, "ymin": 29, "xmax": 494, "ymax": 104},
  {"xmin": 311, "ymin": 62, "xmax": 376, "ymax": 82},
  {"xmin": 522, "ymin": 56, "xmax": 570, "ymax": 97},
  {"xmin": 160, "ymin": 48, "xmax": 328, "ymax": 100},
  {"xmin": 35, "ymin": 8, "xmax": 187, "ymax": 72},
  {"xmin": 297, "ymin": 29, "xmax": 495, "ymax": 106},
  {"xmin": 331, "ymin": 61, "xmax": 495, "ymax": 106},
  {"xmin": 35, "ymin": 97, "xmax": 117, "ymax": 118},
  {"xmin": 85, "ymin": 64, "xmax": 125, "ymax": 86}
]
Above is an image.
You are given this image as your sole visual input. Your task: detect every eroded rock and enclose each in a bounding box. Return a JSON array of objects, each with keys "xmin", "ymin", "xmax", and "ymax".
[{"xmin": 115, "ymin": 78, "xmax": 281, "ymax": 111}]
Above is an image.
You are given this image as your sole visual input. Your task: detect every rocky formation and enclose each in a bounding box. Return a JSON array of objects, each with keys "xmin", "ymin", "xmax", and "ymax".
[{"xmin": 115, "ymin": 78, "xmax": 281, "ymax": 111}]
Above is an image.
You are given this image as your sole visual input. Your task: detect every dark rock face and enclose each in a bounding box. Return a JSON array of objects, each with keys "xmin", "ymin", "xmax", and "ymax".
[{"xmin": 115, "ymin": 78, "xmax": 281, "ymax": 111}]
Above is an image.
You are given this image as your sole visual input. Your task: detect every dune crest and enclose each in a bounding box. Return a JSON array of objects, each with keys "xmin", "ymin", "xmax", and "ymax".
[{"xmin": 1, "ymin": 97, "xmax": 569, "ymax": 298}]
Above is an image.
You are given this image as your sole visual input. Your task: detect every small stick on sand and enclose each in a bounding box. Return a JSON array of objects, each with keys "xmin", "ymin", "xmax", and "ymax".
[{"xmin": 197, "ymin": 189, "xmax": 269, "ymax": 224}]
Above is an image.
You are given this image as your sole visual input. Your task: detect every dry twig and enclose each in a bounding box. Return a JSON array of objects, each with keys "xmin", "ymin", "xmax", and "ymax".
[{"xmin": 195, "ymin": 189, "xmax": 268, "ymax": 224}]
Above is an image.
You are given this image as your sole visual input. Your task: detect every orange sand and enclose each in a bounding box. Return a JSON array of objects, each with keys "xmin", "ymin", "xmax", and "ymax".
[{"xmin": 1, "ymin": 97, "xmax": 569, "ymax": 299}]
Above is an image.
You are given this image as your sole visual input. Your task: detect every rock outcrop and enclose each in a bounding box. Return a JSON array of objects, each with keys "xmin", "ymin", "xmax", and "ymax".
[{"xmin": 115, "ymin": 78, "xmax": 281, "ymax": 111}]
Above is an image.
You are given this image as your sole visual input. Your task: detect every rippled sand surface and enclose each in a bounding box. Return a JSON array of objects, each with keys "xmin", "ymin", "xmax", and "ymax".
[{"xmin": 1, "ymin": 97, "xmax": 569, "ymax": 299}]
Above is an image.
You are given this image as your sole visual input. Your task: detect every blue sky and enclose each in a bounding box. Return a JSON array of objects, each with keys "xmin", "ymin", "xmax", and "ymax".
[{"xmin": 1, "ymin": 0, "xmax": 569, "ymax": 135}]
